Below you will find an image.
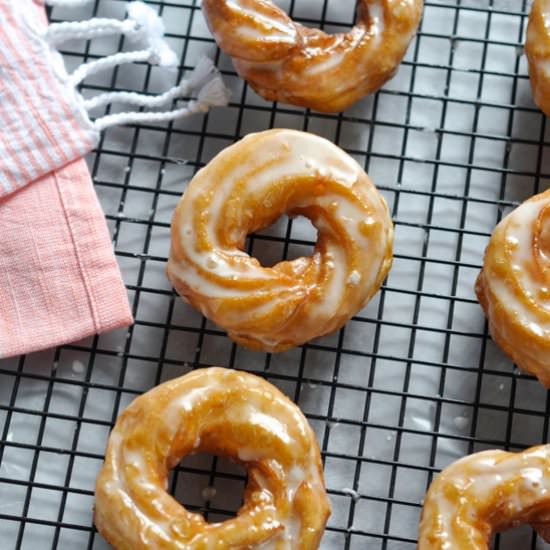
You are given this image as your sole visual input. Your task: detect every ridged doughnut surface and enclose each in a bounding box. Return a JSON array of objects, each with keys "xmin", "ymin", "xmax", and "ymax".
[
  {"xmin": 94, "ymin": 367, "xmax": 331, "ymax": 549},
  {"xmin": 201, "ymin": 0, "xmax": 423, "ymax": 112},
  {"xmin": 166, "ymin": 129, "xmax": 393, "ymax": 352},
  {"xmin": 418, "ymin": 445, "xmax": 550, "ymax": 549},
  {"xmin": 476, "ymin": 189, "xmax": 550, "ymax": 387},
  {"xmin": 526, "ymin": 0, "xmax": 550, "ymax": 116}
]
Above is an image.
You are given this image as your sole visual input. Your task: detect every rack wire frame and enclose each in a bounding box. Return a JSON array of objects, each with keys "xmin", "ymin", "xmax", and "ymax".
[{"xmin": 1, "ymin": 0, "xmax": 550, "ymax": 548}]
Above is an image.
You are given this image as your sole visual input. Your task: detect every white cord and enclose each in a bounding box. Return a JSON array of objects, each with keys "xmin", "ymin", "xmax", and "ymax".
[
  {"xmin": 93, "ymin": 75, "xmax": 231, "ymax": 131},
  {"xmin": 68, "ymin": 49, "xmax": 154, "ymax": 87},
  {"xmin": 45, "ymin": 18, "xmax": 139, "ymax": 45},
  {"xmin": 55, "ymin": 1, "xmax": 178, "ymax": 87},
  {"xmin": 83, "ymin": 57, "xmax": 217, "ymax": 110},
  {"xmin": 94, "ymin": 104, "xmax": 204, "ymax": 131},
  {"xmin": 84, "ymin": 82, "xmax": 187, "ymax": 111}
]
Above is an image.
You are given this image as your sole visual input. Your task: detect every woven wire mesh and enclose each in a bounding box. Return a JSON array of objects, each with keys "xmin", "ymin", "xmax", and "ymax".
[{"xmin": 1, "ymin": 0, "xmax": 549, "ymax": 548}]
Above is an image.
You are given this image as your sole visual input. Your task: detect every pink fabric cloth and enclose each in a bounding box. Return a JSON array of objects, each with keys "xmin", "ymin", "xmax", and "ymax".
[
  {"xmin": 0, "ymin": 0, "xmax": 133, "ymax": 357},
  {"xmin": 0, "ymin": 159, "xmax": 133, "ymax": 358}
]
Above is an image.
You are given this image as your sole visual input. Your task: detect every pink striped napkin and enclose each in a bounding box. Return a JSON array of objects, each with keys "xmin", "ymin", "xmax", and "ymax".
[
  {"xmin": 0, "ymin": 0, "xmax": 132, "ymax": 358},
  {"xmin": 0, "ymin": 0, "xmax": 98, "ymax": 197}
]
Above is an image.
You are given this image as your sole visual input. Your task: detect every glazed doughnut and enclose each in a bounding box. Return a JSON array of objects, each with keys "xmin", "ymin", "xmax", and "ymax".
[
  {"xmin": 201, "ymin": 0, "xmax": 423, "ymax": 112},
  {"xmin": 418, "ymin": 445, "xmax": 550, "ymax": 548},
  {"xmin": 526, "ymin": 0, "xmax": 550, "ymax": 116},
  {"xmin": 166, "ymin": 129, "xmax": 393, "ymax": 353},
  {"xmin": 94, "ymin": 367, "xmax": 331, "ymax": 549},
  {"xmin": 476, "ymin": 189, "xmax": 550, "ymax": 387}
]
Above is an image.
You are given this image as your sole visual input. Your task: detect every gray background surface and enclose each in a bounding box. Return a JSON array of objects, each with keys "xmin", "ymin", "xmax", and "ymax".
[{"xmin": 1, "ymin": 0, "xmax": 549, "ymax": 548}]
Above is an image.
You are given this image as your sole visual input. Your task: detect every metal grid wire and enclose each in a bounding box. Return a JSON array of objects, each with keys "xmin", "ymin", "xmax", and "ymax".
[{"xmin": 2, "ymin": 0, "xmax": 550, "ymax": 548}]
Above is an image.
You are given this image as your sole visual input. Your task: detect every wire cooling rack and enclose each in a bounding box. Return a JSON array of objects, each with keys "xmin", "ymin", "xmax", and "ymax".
[{"xmin": 2, "ymin": 0, "xmax": 550, "ymax": 548}]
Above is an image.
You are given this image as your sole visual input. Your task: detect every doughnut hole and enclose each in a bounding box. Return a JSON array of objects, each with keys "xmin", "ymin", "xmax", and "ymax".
[
  {"xmin": 171, "ymin": 453, "xmax": 247, "ymax": 523},
  {"xmin": 248, "ymin": 214, "xmax": 318, "ymax": 268}
]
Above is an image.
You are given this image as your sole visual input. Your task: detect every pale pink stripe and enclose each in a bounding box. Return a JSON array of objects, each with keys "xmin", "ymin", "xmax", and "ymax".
[
  {"xmin": 0, "ymin": 172, "xmax": 14, "ymax": 194},
  {"xmin": 0, "ymin": 71, "xmax": 53, "ymax": 171},
  {"xmin": 29, "ymin": 0, "xmax": 98, "ymax": 157},
  {"xmin": 0, "ymin": 138, "xmax": 27, "ymax": 191},
  {"xmin": 0, "ymin": 0, "xmax": 97, "ymax": 196},
  {"xmin": 0, "ymin": 15, "xmax": 55, "ymax": 181},
  {"xmin": 0, "ymin": 13, "xmax": 52, "ymax": 188},
  {"xmin": 1, "ymin": 7, "xmax": 88, "ymax": 163},
  {"xmin": 0, "ymin": 50, "xmax": 52, "ymax": 180},
  {"xmin": 0, "ymin": 0, "xmax": 97, "ymax": 197},
  {"xmin": 0, "ymin": 9, "xmax": 64, "ymax": 170},
  {"xmin": 16, "ymin": 3, "xmax": 96, "ymax": 155}
]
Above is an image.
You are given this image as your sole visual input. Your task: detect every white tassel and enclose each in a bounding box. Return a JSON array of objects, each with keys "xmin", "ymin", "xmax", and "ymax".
[
  {"xmin": 195, "ymin": 76, "xmax": 232, "ymax": 110},
  {"xmin": 43, "ymin": 3, "xmax": 229, "ymax": 132},
  {"xmin": 83, "ymin": 58, "xmax": 218, "ymax": 111},
  {"xmin": 126, "ymin": 1, "xmax": 177, "ymax": 67},
  {"xmin": 186, "ymin": 57, "xmax": 219, "ymax": 92},
  {"xmin": 93, "ymin": 69, "xmax": 231, "ymax": 131}
]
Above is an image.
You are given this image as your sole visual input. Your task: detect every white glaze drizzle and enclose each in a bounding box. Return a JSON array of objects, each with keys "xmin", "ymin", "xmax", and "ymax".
[
  {"xmin": 367, "ymin": 0, "xmax": 385, "ymax": 43},
  {"xmin": 237, "ymin": 0, "xmax": 389, "ymax": 81},
  {"xmin": 226, "ymin": 0, "xmax": 297, "ymax": 43},
  {"xmin": 347, "ymin": 270, "xmax": 362, "ymax": 286}
]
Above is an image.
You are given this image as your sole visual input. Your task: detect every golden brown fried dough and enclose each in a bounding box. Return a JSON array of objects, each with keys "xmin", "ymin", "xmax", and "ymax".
[
  {"xmin": 418, "ymin": 445, "xmax": 550, "ymax": 549},
  {"xmin": 476, "ymin": 189, "xmax": 550, "ymax": 387},
  {"xmin": 95, "ymin": 367, "xmax": 331, "ymax": 549},
  {"xmin": 202, "ymin": 0, "xmax": 423, "ymax": 112},
  {"xmin": 527, "ymin": 0, "xmax": 550, "ymax": 116},
  {"xmin": 167, "ymin": 129, "xmax": 393, "ymax": 352}
]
